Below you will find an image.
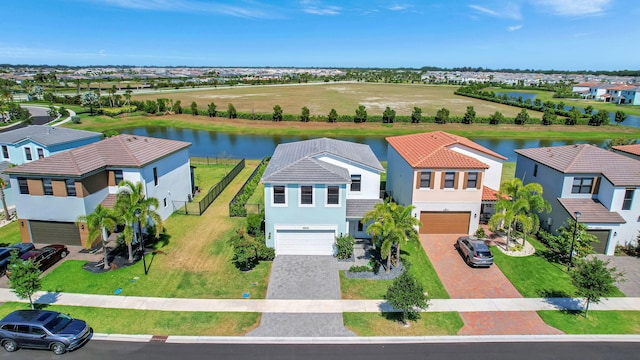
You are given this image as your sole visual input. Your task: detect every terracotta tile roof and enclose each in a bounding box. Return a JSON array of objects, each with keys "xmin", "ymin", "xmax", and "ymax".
[
  {"xmin": 386, "ymin": 131, "xmax": 506, "ymax": 169},
  {"xmin": 100, "ymin": 193, "xmax": 118, "ymax": 209},
  {"xmin": 558, "ymin": 198, "xmax": 626, "ymax": 224},
  {"xmin": 613, "ymin": 144, "xmax": 640, "ymax": 156},
  {"xmin": 515, "ymin": 144, "xmax": 640, "ymax": 186},
  {"xmin": 481, "ymin": 186, "xmax": 499, "ymax": 201},
  {"xmin": 4, "ymin": 134, "xmax": 191, "ymax": 177},
  {"xmin": 574, "ymin": 82, "xmax": 598, "ymax": 87}
]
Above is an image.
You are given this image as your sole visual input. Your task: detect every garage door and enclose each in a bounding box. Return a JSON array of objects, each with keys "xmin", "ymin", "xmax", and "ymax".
[
  {"xmin": 420, "ymin": 212, "xmax": 470, "ymax": 234},
  {"xmin": 587, "ymin": 230, "xmax": 610, "ymax": 254},
  {"xmin": 29, "ymin": 221, "xmax": 81, "ymax": 246},
  {"xmin": 276, "ymin": 230, "xmax": 335, "ymax": 255}
]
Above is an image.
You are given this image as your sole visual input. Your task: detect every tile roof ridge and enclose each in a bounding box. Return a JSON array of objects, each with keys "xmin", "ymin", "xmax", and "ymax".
[
  {"xmin": 113, "ymin": 134, "xmax": 142, "ymax": 166},
  {"xmin": 565, "ymin": 143, "xmax": 591, "ymax": 171}
]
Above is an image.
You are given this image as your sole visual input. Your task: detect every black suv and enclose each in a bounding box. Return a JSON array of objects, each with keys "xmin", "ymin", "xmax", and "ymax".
[{"xmin": 0, "ymin": 310, "xmax": 92, "ymax": 355}]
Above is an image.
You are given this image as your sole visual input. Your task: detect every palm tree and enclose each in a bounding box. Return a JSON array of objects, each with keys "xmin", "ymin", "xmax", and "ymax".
[
  {"xmin": 362, "ymin": 200, "xmax": 404, "ymax": 273},
  {"xmin": 76, "ymin": 205, "xmax": 116, "ymax": 270},
  {"xmin": 389, "ymin": 203, "xmax": 421, "ymax": 264},
  {"xmin": 489, "ymin": 196, "xmax": 531, "ymax": 250},
  {"xmin": 0, "ymin": 178, "xmax": 10, "ymax": 221},
  {"xmin": 114, "ymin": 180, "xmax": 163, "ymax": 261}
]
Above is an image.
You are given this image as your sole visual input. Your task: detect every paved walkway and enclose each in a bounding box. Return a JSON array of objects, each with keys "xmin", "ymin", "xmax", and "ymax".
[{"xmin": 420, "ymin": 234, "xmax": 562, "ymax": 335}]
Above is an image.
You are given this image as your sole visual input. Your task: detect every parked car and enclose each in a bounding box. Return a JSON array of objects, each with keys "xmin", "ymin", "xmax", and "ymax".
[
  {"xmin": 0, "ymin": 309, "xmax": 92, "ymax": 355},
  {"xmin": 455, "ymin": 236, "xmax": 494, "ymax": 267},
  {"xmin": 18, "ymin": 245, "xmax": 69, "ymax": 272},
  {"xmin": 0, "ymin": 243, "xmax": 35, "ymax": 276}
]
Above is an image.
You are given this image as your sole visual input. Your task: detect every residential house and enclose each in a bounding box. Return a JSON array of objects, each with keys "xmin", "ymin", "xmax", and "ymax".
[
  {"xmin": 4, "ymin": 134, "xmax": 192, "ymax": 247},
  {"xmin": 385, "ymin": 131, "xmax": 506, "ymax": 235},
  {"xmin": 515, "ymin": 144, "xmax": 640, "ymax": 255},
  {"xmin": 261, "ymin": 138, "xmax": 384, "ymax": 255},
  {"xmin": 572, "ymin": 82, "xmax": 640, "ymax": 104},
  {"xmin": 613, "ymin": 143, "xmax": 640, "ymax": 161}
]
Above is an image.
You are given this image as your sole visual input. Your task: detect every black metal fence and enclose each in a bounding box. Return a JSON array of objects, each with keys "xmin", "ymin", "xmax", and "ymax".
[
  {"xmin": 229, "ymin": 157, "xmax": 269, "ymax": 217},
  {"xmin": 173, "ymin": 159, "xmax": 246, "ymax": 215}
]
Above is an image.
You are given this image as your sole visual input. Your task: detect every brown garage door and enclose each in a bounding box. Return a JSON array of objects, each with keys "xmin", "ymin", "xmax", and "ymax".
[
  {"xmin": 420, "ymin": 212, "xmax": 470, "ymax": 234},
  {"xmin": 587, "ymin": 230, "xmax": 610, "ymax": 254},
  {"xmin": 29, "ymin": 221, "xmax": 81, "ymax": 246}
]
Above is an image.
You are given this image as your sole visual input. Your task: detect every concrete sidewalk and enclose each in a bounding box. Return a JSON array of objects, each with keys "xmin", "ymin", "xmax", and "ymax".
[{"xmin": 0, "ymin": 289, "xmax": 638, "ymax": 313}]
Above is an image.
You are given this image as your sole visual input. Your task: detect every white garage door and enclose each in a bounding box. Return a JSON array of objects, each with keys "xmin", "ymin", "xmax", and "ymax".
[{"xmin": 276, "ymin": 230, "xmax": 335, "ymax": 255}]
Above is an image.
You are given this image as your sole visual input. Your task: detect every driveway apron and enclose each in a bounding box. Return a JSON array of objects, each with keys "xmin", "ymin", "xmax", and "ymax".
[
  {"xmin": 247, "ymin": 256, "xmax": 355, "ymax": 337},
  {"xmin": 596, "ymin": 254, "xmax": 640, "ymax": 297},
  {"xmin": 420, "ymin": 234, "xmax": 562, "ymax": 335}
]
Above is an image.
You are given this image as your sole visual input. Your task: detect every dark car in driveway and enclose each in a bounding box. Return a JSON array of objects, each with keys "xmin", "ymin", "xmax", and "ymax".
[
  {"xmin": 455, "ymin": 236, "xmax": 494, "ymax": 267},
  {"xmin": 18, "ymin": 244, "xmax": 69, "ymax": 272},
  {"xmin": 0, "ymin": 310, "xmax": 92, "ymax": 355},
  {"xmin": 0, "ymin": 243, "xmax": 35, "ymax": 276}
]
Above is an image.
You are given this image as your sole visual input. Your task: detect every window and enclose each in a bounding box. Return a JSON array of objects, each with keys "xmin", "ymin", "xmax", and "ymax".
[
  {"xmin": 18, "ymin": 177, "xmax": 29, "ymax": 194},
  {"xmin": 572, "ymin": 177, "xmax": 593, "ymax": 194},
  {"xmin": 30, "ymin": 327, "xmax": 46, "ymax": 336},
  {"xmin": 43, "ymin": 178, "xmax": 53, "ymax": 195},
  {"xmin": 37, "ymin": 148, "xmax": 44, "ymax": 159},
  {"xmin": 444, "ymin": 172, "xmax": 456, "ymax": 189},
  {"xmin": 357, "ymin": 222, "xmax": 364, "ymax": 231},
  {"xmin": 300, "ymin": 186, "xmax": 313, "ymax": 205},
  {"xmin": 622, "ymin": 189, "xmax": 634, "ymax": 210},
  {"xmin": 153, "ymin": 167, "xmax": 158, "ymax": 186},
  {"xmin": 419, "ymin": 171, "xmax": 431, "ymax": 188},
  {"xmin": 273, "ymin": 186, "xmax": 286, "ymax": 204},
  {"xmin": 533, "ymin": 164, "xmax": 538, "ymax": 177},
  {"xmin": 327, "ymin": 186, "xmax": 339, "ymax": 205},
  {"xmin": 466, "ymin": 172, "xmax": 478, "ymax": 188},
  {"xmin": 1, "ymin": 145, "xmax": 8, "ymax": 159},
  {"xmin": 114, "ymin": 170, "xmax": 124, "ymax": 185},
  {"xmin": 164, "ymin": 197, "xmax": 168, "ymax": 207},
  {"xmin": 24, "ymin": 147, "xmax": 32, "ymax": 161},
  {"xmin": 65, "ymin": 179, "xmax": 76, "ymax": 196},
  {"xmin": 350, "ymin": 175, "xmax": 361, "ymax": 192}
]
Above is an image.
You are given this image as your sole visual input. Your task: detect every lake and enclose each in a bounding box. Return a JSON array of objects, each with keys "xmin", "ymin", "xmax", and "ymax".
[{"xmin": 122, "ymin": 126, "xmax": 608, "ymax": 162}]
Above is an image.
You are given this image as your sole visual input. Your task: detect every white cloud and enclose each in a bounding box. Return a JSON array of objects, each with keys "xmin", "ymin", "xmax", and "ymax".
[
  {"xmin": 530, "ymin": 0, "xmax": 611, "ymax": 16},
  {"xmin": 299, "ymin": 0, "xmax": 341, "ymax": 15},
  {"xmin": 508, "ymin": 24, "xmax": 523, "ymax": 31},
  {"xmin": 88, "ymin": 0, "xmax": 276, "ymax": 18},
  {"xmin": 469, "ymin": 2, "xmax": 521, "ymax": 20},
  {"xmin": 389, "ymin": 4, "xmax": 410, "ymax": 11}
]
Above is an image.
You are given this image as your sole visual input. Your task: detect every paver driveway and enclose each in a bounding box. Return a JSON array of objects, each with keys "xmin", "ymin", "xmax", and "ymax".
[
  {"xmin": 247, "ymin": 256, "xmax": 354, "ymax": 337},
  {"xmin": 420, "ymin": 234, "xmax": 562, "ymax": 335}
]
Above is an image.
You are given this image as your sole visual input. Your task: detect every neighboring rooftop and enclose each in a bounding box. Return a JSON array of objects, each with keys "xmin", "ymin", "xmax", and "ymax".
[
  {"xmin": 515, "ymin": 144, "xmax": 640, "ymax": 186},
  {"xmin": 558, "ymin": 198, "xmax": 626, "ymax": 224},
  {"xmin": 0, "ymin": 125, "xmax": 101, "ymax": 146},
  {"xmin": 261, "ymin": 138, "xmax": 383, "ymax": 184},
  {"xmin": 386, "ymin": 131, "xmax": 506, "ymax": 169},
  {"xmin": 4, "ymin": 134, "xmax": 191, "ymax": 177},
  {"xmin": 613, "ymin": 143, "xmax": 640, "ymax": 157}
]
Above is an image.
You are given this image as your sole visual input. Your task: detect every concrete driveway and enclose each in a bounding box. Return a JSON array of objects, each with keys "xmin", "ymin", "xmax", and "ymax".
[
  {"xmin": 420, "ymin": 234, "xmax": 562, "ymax": 335},
  {"xmin": 247, "ymin": 255, "xmax": 354, "ymax": 337},
  {"xmin": 596, "ymin": 254, "xmax": 640, "ymax": 297}
]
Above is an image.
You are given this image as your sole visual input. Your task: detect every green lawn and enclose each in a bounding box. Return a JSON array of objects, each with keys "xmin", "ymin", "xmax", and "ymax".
[
  {"xmin": 538, "ymin": 310, "xmax": 640, "ymax": 334},
  {"xmin": 501, "ymin": 162, "xmax": 515, "ymax": 183},
  {"xmin": 343, "ymin": 312, "xmax": 463, "ymax": 336},
  {"xmin": 340, "ymin": 240, "xmax": 449, "ymax": 299},
  {"xmin": 492, "ymin": 237, "xmax": 625, "ymax": 298},
  {"xmin": 0, "ymin": 221, "xmax": 21, "ymax": 245},
  {"xmin": 0, "ymin": 302, "xmax": 259, "ymax": 336},
  {"xmin": 190, "ymin": 161, "xmax": 238, "ymax": 202}
]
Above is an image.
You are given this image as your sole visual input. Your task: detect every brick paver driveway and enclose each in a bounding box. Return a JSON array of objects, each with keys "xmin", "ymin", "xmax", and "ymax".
[{"xmin": 420, "ymin": 234, "xmax": 562, "ymax": 335}]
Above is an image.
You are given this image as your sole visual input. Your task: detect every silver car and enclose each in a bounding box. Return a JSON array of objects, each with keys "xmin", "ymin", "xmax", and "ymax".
[{"xmin": 455, "ymin": 236, "xmax": 494, "ymax": 267}]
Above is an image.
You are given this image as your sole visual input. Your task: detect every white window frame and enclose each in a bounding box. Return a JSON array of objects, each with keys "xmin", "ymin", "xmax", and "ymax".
[
  {"xmin": 272, "ymin": 185, "xmax": 287, "ymax": 207},
  {"xmin": 299, "ymin": 185, "xmax": 315, "ymax": 207},
  {"xmin": 325, "ymin": 185, "xmax": 341, "ymax": 207}
]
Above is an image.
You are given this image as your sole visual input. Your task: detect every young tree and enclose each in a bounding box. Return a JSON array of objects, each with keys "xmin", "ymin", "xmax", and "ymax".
[
  {"xmin": 435, "ymin": 107, "xmax": 449, "ymax": 124},
  {"xmin": 81, "ymin": 91, "xmax": 99, "ymax": 115},
  {"xmin": 190, "ymin": 101, "xmax": 198, "ymax": 116},
  {"xmin": 382, "ymin": 106, "xmax": 396, "ymax": 123},
  {"xmin": 541, "ymin": 108, "xmax": 556, "ymax": 125},
  {"xmin": 605, "ymin": 137, "xmax": 637, "ymax": 150},
  {"xmin": 571, "ymin": 257, "xmax": 623, "ymax": 318},
  {"xmin": 411, "ymin": 107, "xmax": 422, "ymax": 123},
  {"xmin": 77, "ymin": 205, "xmax": 117, "ymax": 270},
  {"xmin": 47, "ymin": 106, "xmax": 58, "ymax": 121},
  {"xmin": 554, "ymin": 218, "xmax": 597, "ymax": 263},
  {"xmin": 0, "ymin": 178, "xmax": 10, "ymax": 221},
  {"xmin": 228, "ymin": 103, "xmax": 237, "ymax": 119},
  {"xmin": 614, "ymin": 110, "xmax": 627, "ymax": 124},
  {"xmin": 462, "ymin": 106, "xmax": 476, "ymax": 124},
  {"xmin": 300, "ymin": 106, "xmax": 310, "ymax": 122},
  {"xmin": 566, "ymin": 107, "xmax": 581, "ymax": 125},
  {"xmin": 8, "ymin": 252, "xmax": 42, "ymax": 310},
  {"xmin": 584, "ymin": 105, "xmax": 594, "ymax": 116},
  {"xmin": 354, "ymin": 105, "xmax": 367, "ymax": 123},
  {"xmin": 272, "ymin": 104, "xmax": 283, "ymax": 122},
  {"xmin": 327, "ymin": 108, "xmax": 338, "ymax": 123},
  {"xmin": 489, "ymin": 111, "xmax": 504, "ymax": 125},
  {"xmin": 589, "ymin": 110, "xmax": 609, "ymax": 126},
  {"xmin": 207, "ymin": 102, "xmax": 217, "ymax": 117},
  {"xmin": 386, "ymin": 271, "xmax": 429, "ymax": 324},
  {"xmin": 514, "ymin": 108, "xmax": 529, "ymax": 125}
]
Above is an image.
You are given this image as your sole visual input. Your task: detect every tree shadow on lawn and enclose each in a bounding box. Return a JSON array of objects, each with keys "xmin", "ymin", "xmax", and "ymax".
[{"xmin": 539, "ymin": 289, "xmax": 583, "ymax": 311}]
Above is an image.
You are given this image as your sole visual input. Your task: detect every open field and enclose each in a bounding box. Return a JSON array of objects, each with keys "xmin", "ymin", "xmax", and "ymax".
[{"xmin": 131, "ymin": 83, "xmax": 540, "ymax": 118}]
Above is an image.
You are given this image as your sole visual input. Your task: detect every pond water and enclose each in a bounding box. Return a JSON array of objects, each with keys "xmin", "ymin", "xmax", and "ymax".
[{"xmin": 122, "ymin": 126, "xmax": 607, "ymax": 162}]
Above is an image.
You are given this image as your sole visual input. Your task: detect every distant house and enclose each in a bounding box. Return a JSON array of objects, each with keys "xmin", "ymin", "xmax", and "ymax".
[
  {"xmin": 613, "ymin": 143, "xmax": 640, "ymax": 161},
  {"xmin": 572, "ymin": 83, "xmax": 640, "ymax": 105},
  {"xmin": 261, "ymin": 138, "xmax": 384, "ymax": 255},
  {"xmin": 4, "ymin": 134, "xmax": 192, "ymax": 247},
  {"xmin": 385, "ymin": 131, "xmax": 506, "ymax": 235},
  {"xmin": 515, "ymin": 144, "xmax": 640, "ymax": 255}
]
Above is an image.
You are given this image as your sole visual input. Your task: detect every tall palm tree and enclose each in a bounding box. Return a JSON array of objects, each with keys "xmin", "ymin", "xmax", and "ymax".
[
  {"xmin": 76, "ymin": 205, "xmax": 117, "ymax": 270},
  {"xmin": 489, "ymin": 196, "xmax": 532, "ymax": 250},
  {"xmin": 0, "ymin": 178, "xmax": 10, "ymax": 221},
  {"xmin": 362, "ymin": 200, "xmax": 404, "ymax": 273},
  {"xmin": 495, "ymin": 178, "xmax": 550, "ymax": 246},
  {"xmin": 389, "ymin": 203, "xmax": 421, "ymax": 264},
  {"xmin": 114, "ymin": 180, "xmax": 163, "ymax": 261}
]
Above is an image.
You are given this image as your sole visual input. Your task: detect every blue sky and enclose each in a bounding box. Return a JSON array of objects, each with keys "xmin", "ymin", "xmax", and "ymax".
[{"xmin": 1, "ymin": 0, "xmax": 638, "ymax": 70}]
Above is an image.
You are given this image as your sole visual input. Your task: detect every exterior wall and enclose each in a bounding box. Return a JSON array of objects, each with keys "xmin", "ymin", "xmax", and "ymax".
[
  {"xmin": 1, "ymin": 136, "xmax": 101, "ymax": 165},
  {"xmin": 140, "ymin": 149, "xmax": 192, "ymax": 221},
  {"xmin": 412, "ymin": 170, "xmax": 483, "ymax": 203},
  {"xmin": 385, "ymin": 146, "xmax": 415, "ymax": 206},
  {"xmin": 315, "ymin": 154, "xmax": 380, "ymax": 200},
  {"xmin": 448, "ymin": 144, "xmax": 504, "ymax": 190},
  {"xmin": 411, "ymin": 200, "xmax": 481, "ymax": 235}
]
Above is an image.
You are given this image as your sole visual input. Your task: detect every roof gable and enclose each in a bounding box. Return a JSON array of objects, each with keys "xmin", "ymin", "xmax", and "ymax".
[{"xmin": 0, "ymin": 125, "xmax": 102, "ymax": 147}]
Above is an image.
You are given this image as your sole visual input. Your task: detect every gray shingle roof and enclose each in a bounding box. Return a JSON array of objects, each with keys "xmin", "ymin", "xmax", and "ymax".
[
  {"xmin": 558, "ymin": 198, "xmax": 626, "ymax": 224},
  {"xmin": 346, "ymin": 199, "xmax": 382, "ymax": 218},
  {"xmin": 262, "ymin": 138, "xmax": 383, "ymax": 184},
  {"xmin": 0, "ymin": 125, "xmax": 102, "ymax": 147},
  {"xmin": 515, "ymin": 144, "xmax": 640, "ymax": 186}
]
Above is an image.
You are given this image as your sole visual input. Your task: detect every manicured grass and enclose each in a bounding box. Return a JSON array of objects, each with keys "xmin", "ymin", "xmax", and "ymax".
[
  {"xmin": 501, "ymin": 162, "xmax": 515, "ymax": 183},
  {"xmin": 190, "ymin": 161, "xmax": 237, "ymax": 202},
  {"xmin": 0, "ymin": 302, "xmax": 259, "ymax": 336},
  {"xmin": 492, "ymin": 237, "xmax": 625, "ymax": 298},
  {"xmin": 538, "ymin": 310, "xmax": 640, "ymax": 334},
  {"xmin": 0, "ymin": 221, "xmax": 21, "ymax": 245},
  {"xmin": 340, "ymin": 240, "xmax": 449, "ymax": 299},
  {"xmin": 343, "ymin": 312, "xmax": 463, "ymax": 336}
]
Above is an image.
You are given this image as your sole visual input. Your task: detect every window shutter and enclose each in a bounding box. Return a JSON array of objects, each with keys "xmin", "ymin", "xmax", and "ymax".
[
  {"xmin": 592, "ymin": 177, "xmax": 601, "ymax": 194},
  {"xmin": 430, "ymin": 171, "xmax": 435, "ymax": 189},
  {"xmin": 463, "ymin": 172, "xmax": 469, "ymax": 190},
  {"xmin": 440, "ymin": 172, "xmax": 445, "ymax": 189},
  {"xmin": 477, "ymin": 172, "xmax": 483, "ymax": 189},
  {"xmin": 415, "ymin": 172, "xmax": 420, "ymax": 189},
  {"xmin": 454, "ymin": 172, "xmax": 459, "ymax": 189}
]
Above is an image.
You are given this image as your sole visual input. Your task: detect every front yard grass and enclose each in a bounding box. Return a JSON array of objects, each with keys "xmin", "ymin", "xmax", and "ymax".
[
  {"xmin": 340, "ymin": 240, "xmax": 449, "ymax": 299},
  {"xmin": 492, "ymin": 237, "xmax": 624, "ymax": 298},
  {"xmin": 343, "ymin": 312, "xmax": 463, "ymax": 336},
  {"xmin": 41, "ymin": 160, "xmax": 273, "ymax": 299},
  {"xmin": 0, "ymin": 221, "xmax": 20, "ymax": 245},
  {"xmin": 538, "ymin": 310, "xmax": 640, "ymax": 334},
  {"xmin": 0, "ymin": 302, "xmax": 260, "ymax": 336}
]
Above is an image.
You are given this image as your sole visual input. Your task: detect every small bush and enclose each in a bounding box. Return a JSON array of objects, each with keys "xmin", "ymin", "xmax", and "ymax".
[
  {"xmin": 475, "ymin": 227, "xmax": 486, "ymax": 239},
  {"xmin": 246, "ymin": 212, "xmax": 264, "ymax": 236},
  {"xmin": 229, "ymin": 228, "xmax": 274, "ymax": 271},
  {"xmin": 101, "ymin": 106, "xmax": 137, "ymax": 117},
  {"xmin": 71, "ymin": 115, "xmax": 81, "ymax": 124},
  {"xmin": 335, "ymin": 234, "xmax": 355, "ymax": 259},
  {"xmin": 348, "ymin": 265, "xmax": 371, "ymax": 273}
]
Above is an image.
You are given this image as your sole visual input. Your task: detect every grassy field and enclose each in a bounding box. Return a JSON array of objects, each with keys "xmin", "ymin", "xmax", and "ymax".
[
  {"xmin": 0, "ymin": 302, "xmax": 259, "ymax": 336},
  {"xmin": 343, "ymin": 312, "xmax": 463, "ymax": 336},
  {"xmin": 538, "ymin": 310, "xmax": 640, "ymax": 334},
  {"xmin": 189, "ymin": 161, "xmax": 237, "ymax": 202}
]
